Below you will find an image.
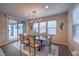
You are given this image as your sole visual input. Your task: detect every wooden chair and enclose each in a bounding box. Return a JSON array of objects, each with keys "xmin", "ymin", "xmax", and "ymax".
[
  {"xmin": 41, "ymin": 32, "xmax": 47, "ymax": 36},
  {"xmin": 48, "ymin": 35, "xmax": 53, "ymax": 53},
  {"xmin": 19, "ymin": 34, "xmax": 29, "ymax": 50},
  {"xmin": 41, "ymin": 35, "xmax": 53, "ymax": 54},
  {"xmin": 28, "ymin": 35, "xmax": 41, "ymax": 56}
]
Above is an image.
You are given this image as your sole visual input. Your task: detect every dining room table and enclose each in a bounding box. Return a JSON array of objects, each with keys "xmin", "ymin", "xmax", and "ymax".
[
  {"xmin": 33, "ymin": 34, "xmax": 52, "ymax": 51},
  {"xmin": 20, "ymin": 33, "xmax": 52, "ymax": 55}
]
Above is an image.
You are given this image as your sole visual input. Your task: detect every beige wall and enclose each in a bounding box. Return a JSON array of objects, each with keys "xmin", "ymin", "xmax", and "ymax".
[{"xmin": 0, "ymin": 13, "xmax": 8, "ymax": 45}]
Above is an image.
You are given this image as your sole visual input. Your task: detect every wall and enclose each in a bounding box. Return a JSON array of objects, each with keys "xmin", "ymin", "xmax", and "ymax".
[
  {"xmin": 68, "ymin": 4, "xmax": 79, "ymax": 55},
  {"xmin": 0, "ymin": 13, "xmax": 8, "ymax": 45}
]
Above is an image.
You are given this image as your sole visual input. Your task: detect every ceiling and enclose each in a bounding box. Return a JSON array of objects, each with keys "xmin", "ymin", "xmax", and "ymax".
[{"xmin": 0, "ymin": 3, "xmax": 71, "ymax": 20}]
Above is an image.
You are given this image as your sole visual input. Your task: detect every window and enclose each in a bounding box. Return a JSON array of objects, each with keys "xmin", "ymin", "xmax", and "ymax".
[
  {"xmin": 73, "ymin": 4, "xmax": 79, "ymax": 42},
  {"xmin": 33, "ymin": 23, "xmax": 38, "ymax": 33},
  {"xmin": 73, "ymin": 24, "xmax": 79, "ymax": 42},
  {"xmin": 48, "ymin": 20, "xmax": 56, "ymax": 35},
  {"xmin": 73, "ymin": 21, "xmax": 79, "ymax": 42},
  {"xmin": 40, "ymin": 22, "xmax": 46, "ymax": 33},
  {"xmin": 75, "ymin": 24, "xmax": 79, "ymax": 38},
  {"xmin": 33, "ymin": 20, "xmax": 56, "ymax": 35}
]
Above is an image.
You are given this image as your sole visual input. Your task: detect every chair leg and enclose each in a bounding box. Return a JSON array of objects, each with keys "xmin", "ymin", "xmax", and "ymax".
[
  {"xmin": 38, "ymin": 46, "xmax": 41, "ymax": 51},
  {"xmin": 29, "ymin": 46, "xmax": 31, "ymax": 55},
  {"xmin": 23, "ymin": 44, "xmax": 25, "ymax": 50},
  {"xmin": 49, "ymin": 45, "xmax": 51, "ymax": 54},
  {"xmin": 34, "ymin": 47, "xmax": 36, "ymax": 56}
]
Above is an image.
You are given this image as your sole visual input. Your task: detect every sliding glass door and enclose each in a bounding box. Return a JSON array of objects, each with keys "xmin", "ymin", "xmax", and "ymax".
[
  {"xmin": 8, "ymin": 19, "xmax": 26, "ymax": 43},
  {"xmin": 8, "ymin": 19, "xmax": 18, "ymax": 43},
  {"xmin": 17, "ymin": 21, "xmax": 26, "ymax": 39}
]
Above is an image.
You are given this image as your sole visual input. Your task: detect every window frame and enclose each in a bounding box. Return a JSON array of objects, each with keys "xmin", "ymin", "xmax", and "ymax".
[{"xmin": 33, "ymin": 20, "xmax": 56, "ymax": 35}]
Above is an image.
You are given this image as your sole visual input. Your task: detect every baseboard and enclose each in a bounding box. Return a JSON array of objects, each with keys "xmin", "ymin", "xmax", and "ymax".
[{"xmin": 52, "ymin": 41, "xmax": 67, "ymax": 46}]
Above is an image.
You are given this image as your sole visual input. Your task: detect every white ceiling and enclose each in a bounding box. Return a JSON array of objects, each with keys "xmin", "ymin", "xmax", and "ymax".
[{"xmin": 0, "ymin": 3, "xmax": 71, "ymax": 20}]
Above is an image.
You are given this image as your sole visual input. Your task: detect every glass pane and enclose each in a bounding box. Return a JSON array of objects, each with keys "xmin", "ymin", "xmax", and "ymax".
[
  {"xmin": 33, "ymin": 23, "xmax": 38, "ymax": 33},
  {"xmin": 75, "ymin": 24, "xmax": 79, "ymax": 41},
  {"xmin": 48, "ymin": 20, "xmax": 56, "ymax": 35},
  {"xmin": 40, "ymin": 22, "xmax": 46, "ymax": 33},
  {"xmin": 8, "ymin": 19, "xmax": 18, "ymax": 43},
  {"xmin": 18, "ymin": 21, "xmax": 26, "ymax": 39},
  {"xmin": 18, "ymin": 24, "xmax": 23, "ymax": 34}
]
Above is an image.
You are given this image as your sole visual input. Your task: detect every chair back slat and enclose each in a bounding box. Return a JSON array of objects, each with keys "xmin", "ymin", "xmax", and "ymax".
[
  {"xmin": 28, "ymin": 35, "xmax": 35, "ymax": 44},
  {"xmin": 48, "ymin": 35, "xmax": 53, "ymax": 42},
  {"xmin": 19, "ymin": 34, "xmax": 25, "ymax": 43}
]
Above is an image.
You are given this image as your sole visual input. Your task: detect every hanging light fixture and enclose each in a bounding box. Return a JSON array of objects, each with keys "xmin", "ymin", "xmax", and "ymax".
[
  {"xmin": 27, "ymin": 10, "xmax": 38, "ymax": 23},
  {"xmin": 32, "ymin": 10, "xmax": 38, "ymax": 22}
]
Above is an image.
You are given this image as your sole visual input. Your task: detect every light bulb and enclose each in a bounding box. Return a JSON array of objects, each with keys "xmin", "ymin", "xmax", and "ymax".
[{"xmin": 45, "ymin": 5, "xmax": 48, "ymax": 9}]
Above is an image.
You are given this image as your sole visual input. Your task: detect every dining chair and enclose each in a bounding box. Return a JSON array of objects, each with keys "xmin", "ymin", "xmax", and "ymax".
[
  {"xmin": 41, "ymin": 32, "xmax": 47, "ymax": 36},
  {"xmin": 19, "ymin": 34, "xmax": 29, "ymax": 50},
  {"xmin": 28, "ymin": 35, "xmax": 41, "ymax": 56},
  {"xmin": 41, "ymin": 35, "xmax": 53, "ymax": 54},
  {"xmin": 48, "ymin": 35, "xmax": 53, "ymax": 54}
]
